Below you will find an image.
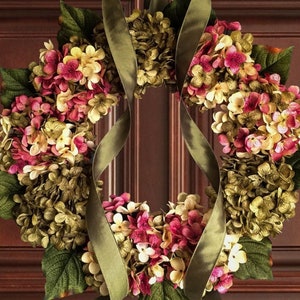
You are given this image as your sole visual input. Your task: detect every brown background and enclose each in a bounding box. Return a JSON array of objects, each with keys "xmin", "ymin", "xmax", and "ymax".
[{"xmin": 0, "ymin": 1, "xmax": 300, "ymax": 299}]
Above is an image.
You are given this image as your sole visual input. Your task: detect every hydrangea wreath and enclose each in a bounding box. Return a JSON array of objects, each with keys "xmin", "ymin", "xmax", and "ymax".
[{"xmin": 0, "ymin": 0, "xmax": 300, "ymax": 299}]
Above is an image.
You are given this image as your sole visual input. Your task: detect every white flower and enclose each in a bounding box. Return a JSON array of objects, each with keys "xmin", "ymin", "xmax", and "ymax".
[
  {"xmin": 136, "ymin": 243, "xmax": 155, "ymax": 263},
  {"xmin": 228, "ymin": 243, "xmax": 247, "ymax": 272},
  {"xmin": 116, "ymin": 201, "xmax": 141, "ymax": 214},
  {"xmin": 110, "ymin": 213, "xmax": 130, "ymax": 236},
  {"xmin": 223, "ymin": 234, "xmax": 240, "ymax": 250}
]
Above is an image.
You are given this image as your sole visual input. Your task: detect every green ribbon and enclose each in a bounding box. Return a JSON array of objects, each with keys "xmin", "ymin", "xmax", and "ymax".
[
  {"xmin": 86, "ymin": 0, "xmax": 225, "ymax": 300},
  {"xmin": 86, "ymin": 0, "xmax": 137, "ymax": 299},
  {"xmin": 175, "ymin": 0, "xmax": 226, "ymax": 299}
]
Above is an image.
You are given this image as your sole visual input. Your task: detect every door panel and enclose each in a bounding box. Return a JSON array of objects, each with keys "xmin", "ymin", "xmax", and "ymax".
[{"xmin": 1, "ymin": 1, "xmax": 300, "ymax": 299}]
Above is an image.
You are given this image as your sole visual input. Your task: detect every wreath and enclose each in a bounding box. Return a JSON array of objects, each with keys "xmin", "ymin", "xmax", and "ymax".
[{"xmin": 0, "ymin": 0, "xmax": 299, "ymax": 299}]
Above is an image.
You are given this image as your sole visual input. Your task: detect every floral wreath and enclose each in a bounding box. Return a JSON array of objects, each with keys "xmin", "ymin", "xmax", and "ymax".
[{"xmin": 0, "ymin": 0, "xmax": 299, "ymax": 299}]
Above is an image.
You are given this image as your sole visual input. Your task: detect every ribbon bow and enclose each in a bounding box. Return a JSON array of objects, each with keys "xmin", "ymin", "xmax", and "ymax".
[{"xmin": 86, "ymin": 1, "xmax": 226, "ymax": 299}]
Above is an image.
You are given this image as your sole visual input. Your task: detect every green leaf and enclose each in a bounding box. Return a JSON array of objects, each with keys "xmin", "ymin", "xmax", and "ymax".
[
  {"xmin": 0, "ymin": 171, "xmax": 22, "ymax": 197},
  {"xmin": 57, "ymin": 0, "xmax": 101, "ymax": 47},
  {"xmin": 0, "ymin": 195, "xmax": 17, "ymax": 220},
  {"xmin": 235, "ymin": 237, "xmax": 273, "ymax": 280},
  {"xmin": 286, "ymin": 150, "xmax": 300, "ymax": 190},
  {"xmin": 0, "ymin": 68, "xmax": 34, "ymax": 108},
  {"xmin": 251, "ymin": 44, "xmax": 293, "ymax": 84},
  {"xmin": 208, "ymin": 9, "xmax": 217, "ymax": 26},
  {"xmin": 0, "ymin": 171, "xmax": 22, "ymax": 219},
  {"xmin": 139, "ymin": 281, "xmax": 189, "ymax": 300},
  {"xmin": 42, "ymin": 245, "xmax": 87, "ymax": 300}
]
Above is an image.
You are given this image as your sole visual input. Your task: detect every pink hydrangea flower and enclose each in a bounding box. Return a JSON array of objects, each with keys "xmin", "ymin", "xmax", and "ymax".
[
  {"xmin": 243, "ymin": 92, "xmax": 260, "ymax": 112},
  {"xmin": 73, "ymin": 135, "xmax": 88, "ymax": 154},
  {"xmin": 12, "ymin": 94, "xmax": 31, "ymax": 112},
  {"xmin": 218, "ymin": 134, "xmax": 232, "ymax": 154},
  {"xmin": 258, "ymin": 92, "xmax": 271, "ymax": 114},
  {"xmin": 224, "ymin": 45, "xmax": 247, "ymax": 74},
  {"xmin": 214, "ymin": 273, "xmax": 233, "ymax": 294},
  {"xmin": 129, "ymin": 211, "xmax": 152, "ymax": 243},
  {"xmin": 245, "ymin": 134, "xmax": 265, "ymax": 154},
  {"xmin": 209, "ymin": 266, "xmax": 233, "ymax": 294},
  {"xmin": 57, "ymin": 59, "xmax": 83, "ymax": 82},
  {"xmin": 233, "ymin": 128, "xmax": 249, "ymax": 152},
  {"xmin": 43, "ymin": 49, "xmax": 62, "ymax": 75},
  {"xmin": 102, "ymin": 193, "xmax": 130, "ymax": 211},
  {"xmin": 129, "ymin": 272, "xmax": 151, "ymax": 296},
  {"xmin": 271, "ymin": 137, "xmax": 298, "ymax": 161}
]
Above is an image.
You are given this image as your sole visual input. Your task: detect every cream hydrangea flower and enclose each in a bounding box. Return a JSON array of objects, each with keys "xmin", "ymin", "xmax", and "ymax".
[
  {"xmin": 63, "ymin": 45, "xmax": 106, "ymax": 89},
  {"xmin": 228, "ymin": 243, "xmax": 247, "ymax": 272},
  {"xmin": 227, "ymin": 91, "xmax": 245, "ymax": 114},
  {"xmin": 220, "ymin": 234, "xmax": 247, "ymax": 273},
  {"xmin": 110, "ymin": 213, "xmax": 131, "ymax": 236},
  {"xmin": 56, "ymin": 89, "xmax": 73, "ymax": 112},
  {"xmin": 170, "ymin": 257, "xmax": 185, "ymax": 288},
  {"xmin": 136, "ymin": 243, "xmax": 156, "ymax": 263},
  {"xmin": 88, "ymin": 93, "xmax": 118, "ymax": 123},
  {"xmin": 215, "ymin": 35, "xmax": 233, "ymax": 51}
]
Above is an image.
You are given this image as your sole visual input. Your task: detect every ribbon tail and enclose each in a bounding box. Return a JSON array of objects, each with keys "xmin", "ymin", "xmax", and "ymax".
[
  {"xmin": 180, "ymin": 101, "xmax": 226, "ymax": 300},
  {"xmin": 174, "ymin": 0, "xmax": 226, "ymax": 298},
  {"xmin": 180, "ymin": 103, "xmax": 219, "ymax": 191},
  {"xmin": 176, "ymin": 0, "xmax": 212, "ymax": 92},
  {"xmin": 185, "ymin": 193, "xmax": 225, "ymax": 300},
  {"xmin": 87, "ymin": 180, "xmax": 129, "ymax": 300}
]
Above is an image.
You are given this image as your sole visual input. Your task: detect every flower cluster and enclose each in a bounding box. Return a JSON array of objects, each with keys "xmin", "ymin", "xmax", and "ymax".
[
  {"xmin": 31, "ymin": 40, "xmax": 118, "ymax": 123},
  {"xmin": 183, "ymin": 18, "xmax": 300, "ymax": 243},
  {"xmin": 184, "ymin": 20, "xmax": 300, "ymax": 161},
  {"xmin": 81, "ymin": 192, "xmax": 246, "ymax": 296},
  {"xmin": 13, "ymin": 164, "xmax": 90, "ymax": 250},
  {"xmin": 0, "ymin": 38, "xmax": 120, "ymax": 250},
  {"xmin": 220, "ymin": 155, "xmax": 298, "ymax": 241},
  {"xmin": 184, "ymin": 20, "xmax": 251, "ymax": 110},
  {"xmin": 94, "ymin": 9, "xmax": 176, "ymax": 98},
  {"xmin": 0, "ymin": 38, "xmax": 120, "ymax": 180}
]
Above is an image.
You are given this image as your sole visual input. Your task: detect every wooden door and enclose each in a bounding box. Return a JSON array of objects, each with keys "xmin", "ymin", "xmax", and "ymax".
[{"xmin": 1, "ymin": 1, "xmax": 300, "ymax": 299}]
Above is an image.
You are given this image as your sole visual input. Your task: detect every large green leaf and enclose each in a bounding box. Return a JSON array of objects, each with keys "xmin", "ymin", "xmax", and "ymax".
[
  {"xmin": 0, "ymin": 171, "xmax": 23, "ymax": 219},
  {"xmin": 251, "ymin": 44, "xmax": 293, "ymax": 84},
  {"xmin": 286, "ymin": 150, "xmax": 300, "ymax": 190},
  {"xmin": 57, "ymin": 0, "xmax": 101, "ymax": 47},
  {"xmin": 42, "ymin": 245, "xmax": 87, "ymax": 300},
  {"xmin": 235, "ymin": 237, "xmax": 273, "ymax": 280},
  {"xmin": 0, "ymin": 68, "xmax": 34, "ymax": 108},
  {"xmin": 139, "ymin": 281, "xmax": 189, "ymax": 300}
]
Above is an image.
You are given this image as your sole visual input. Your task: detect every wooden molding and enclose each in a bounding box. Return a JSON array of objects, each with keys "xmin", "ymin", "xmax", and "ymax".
[
  {"xmin": 0, "ymin": 247, "xmax": 44, "ymax": 293},
  {"xmin": 213, "ymin": 0, "xmax": 300, "ymax": 15},
  {"xmin": 0, "ymin": 0, "xmax": 130, "ymax": 8},
  {"xmin": 0, "ymin": 0, "xmax": 299, "ymax": 10},
  {"xmin": 0, "ymin": 1, "xmax": 132, "ymax": 36}
]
